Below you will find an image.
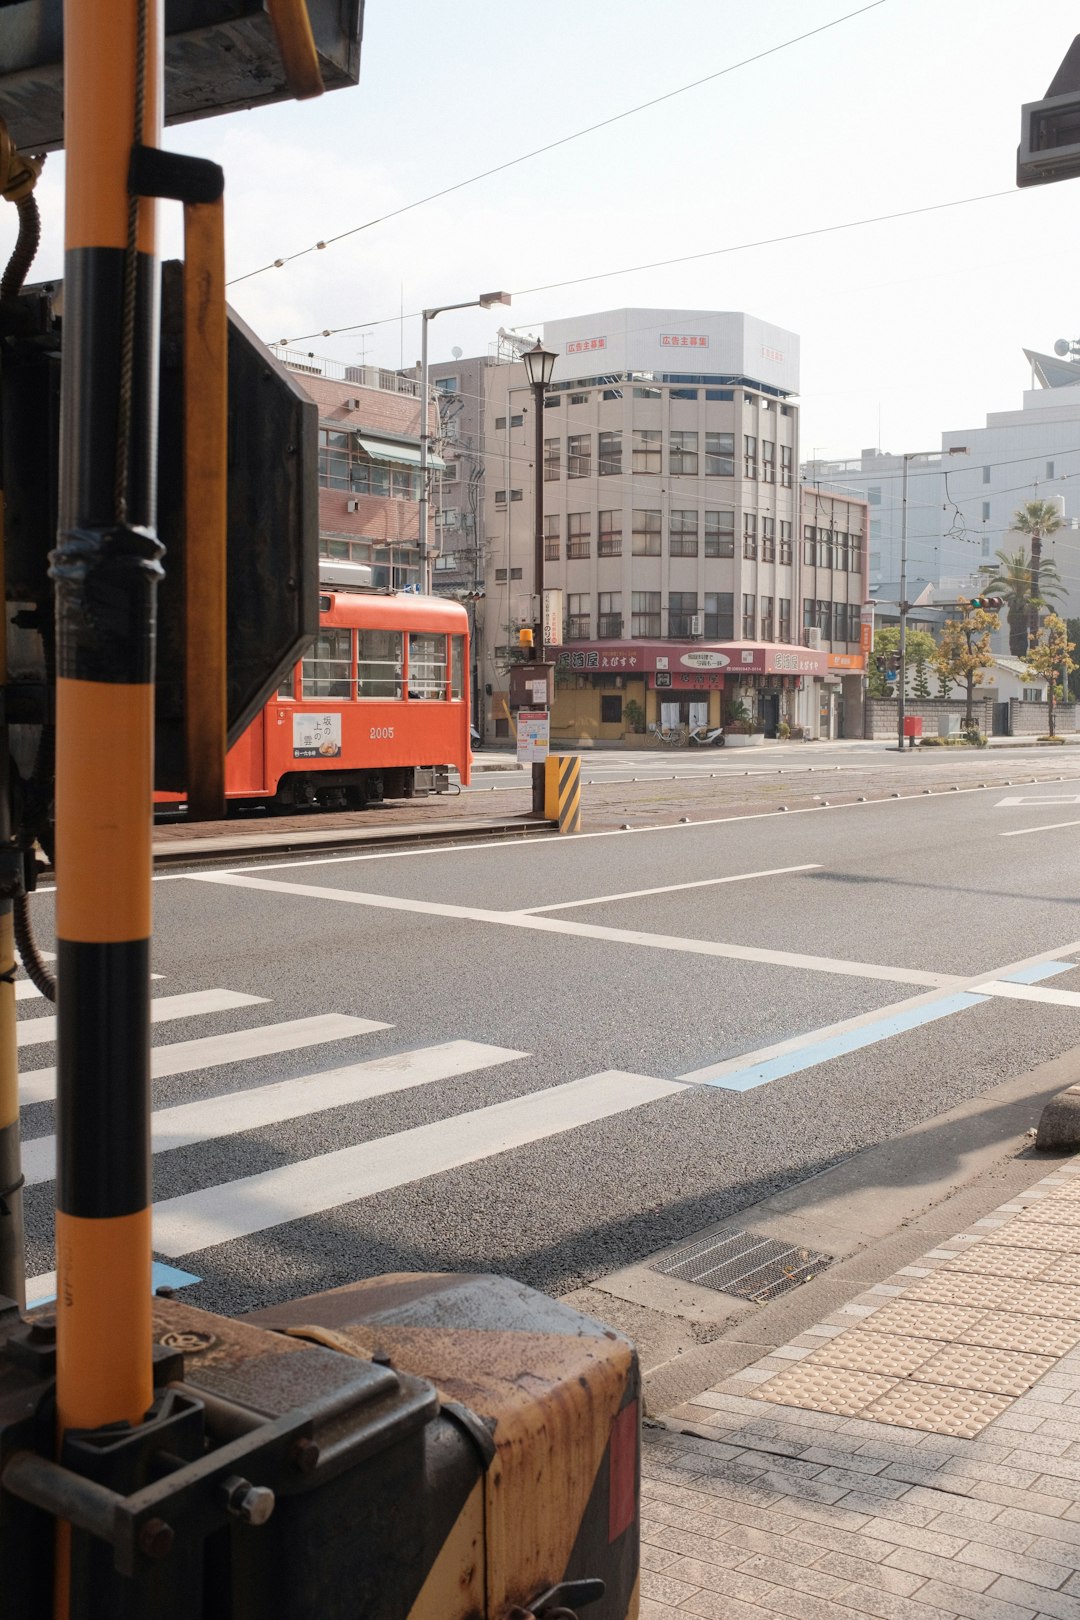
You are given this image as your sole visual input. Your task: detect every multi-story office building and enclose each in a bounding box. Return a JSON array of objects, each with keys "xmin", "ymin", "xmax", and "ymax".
[
  {"xmin": 426, "ymin": 352, "xmax": 496, "ymax": 596},
  {"xmin": 481, "ymin": 308, "xmax": 869, "ymax": 742}
]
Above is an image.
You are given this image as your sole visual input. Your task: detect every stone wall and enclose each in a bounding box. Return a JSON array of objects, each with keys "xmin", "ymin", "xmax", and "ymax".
[
  {"xmin": 1009, "ymin": 698, "xmax": 1078, "ymax": 735},
  {"xmin": 866, "ymin": 697, "xmax": 994, "ymax": 740}
]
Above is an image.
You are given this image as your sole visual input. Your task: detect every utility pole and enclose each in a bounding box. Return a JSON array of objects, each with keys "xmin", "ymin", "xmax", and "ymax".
[{"xmin": 521, "ymin": 340, "xmax": 558, "ymax": 812}]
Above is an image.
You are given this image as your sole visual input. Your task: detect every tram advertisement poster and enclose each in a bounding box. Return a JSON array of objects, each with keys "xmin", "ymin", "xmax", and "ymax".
[
  {"xmin": 293, "ymin": 712, "xmax": 342, "ymax": 759},
  {"xmin": 516, "ymin": 709, "xmax": 550, "ymax": 763}
]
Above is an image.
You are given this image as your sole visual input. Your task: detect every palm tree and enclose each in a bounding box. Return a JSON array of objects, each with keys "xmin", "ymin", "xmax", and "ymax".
[
  {"xmin": 979, "ymin": 546, "xmax": 1065, "ymax": 656},
  {"xmin": 1011, "ymin": 500, "xmax": 1064, "ymax": 647}
]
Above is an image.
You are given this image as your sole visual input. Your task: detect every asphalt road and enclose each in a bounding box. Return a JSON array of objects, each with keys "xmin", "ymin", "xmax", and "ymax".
[{"xmin": 17, "ymin": 773, "xmax": 1080, "ymax": 1320}]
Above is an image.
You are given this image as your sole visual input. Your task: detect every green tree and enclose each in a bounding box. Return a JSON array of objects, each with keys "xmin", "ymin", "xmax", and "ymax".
[
  {"xmin": 1023, "ymin": 613, "xmax": 1077, "ymax": 738},
  {"xmin": 931, "ymin": 600, "xmax": 1000, "ymax": 730},
  {"xmin": 979, "ymin": 546, "xmax": 1065, "ymax": 657},
  {"xmin": 912, "ymin": 658, "xmax": 931, "ymax": 699},
  {"xmin": 868, "ymin": 626, "xmax": 937, "ymax": 698},
  {"xmin": 1010, "ymin": 500, "xmax": 1064, "ymax": 648}
]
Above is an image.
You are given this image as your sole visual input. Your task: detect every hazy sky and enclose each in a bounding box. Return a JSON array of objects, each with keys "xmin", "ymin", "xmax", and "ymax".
[{"xmin": 20, "ymin": 1, "xmax": 1080, "ymax": 458}]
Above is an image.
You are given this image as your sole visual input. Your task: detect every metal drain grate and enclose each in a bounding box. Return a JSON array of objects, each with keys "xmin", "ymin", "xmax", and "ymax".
[{"xmin": 651, "ymin": 1229, "xmax": 832, "ymax": 1303}]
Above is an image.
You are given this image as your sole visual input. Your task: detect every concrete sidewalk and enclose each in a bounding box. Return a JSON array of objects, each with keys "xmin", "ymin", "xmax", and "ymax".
[{"xmin": 641, "ymin": 1158, "xmax": 1080, "ymax": 1619}]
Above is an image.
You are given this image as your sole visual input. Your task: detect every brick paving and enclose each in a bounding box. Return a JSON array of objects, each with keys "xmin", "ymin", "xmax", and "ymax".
[{"xmin": 641, "ymin": 1162, "xmax": 1080, "ymax": 1618}]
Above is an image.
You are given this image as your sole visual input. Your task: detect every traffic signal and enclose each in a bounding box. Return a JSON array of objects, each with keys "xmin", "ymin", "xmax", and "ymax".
[
  {"xmin": 875, "ymin": 654, "xmax": 887, "ymax": 673},
  {"xmin": 970, "ymin": 595, "xmax": 1004, "ymax": 610},
  {"xmin": 888, "ymin": 653, "xmax": 902, "ymax": 673}
]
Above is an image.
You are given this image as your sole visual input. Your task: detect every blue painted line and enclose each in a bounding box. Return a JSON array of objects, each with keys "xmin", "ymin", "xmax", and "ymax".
[
  {"xmin": 27, "ymin": 1261, "xmax": 201, "ymax": 1309},
  {"xmin": 705, "ymin": 992, "xmax": 989, "ymax": 1093},
  {"xmin": 999, "ymin": 960, "xmax": 1076, "ymax": 986}
]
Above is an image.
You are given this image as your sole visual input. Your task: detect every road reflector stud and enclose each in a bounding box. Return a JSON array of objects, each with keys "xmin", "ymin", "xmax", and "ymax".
[{"xmin": 545, "ymin": 754, "xmax": 582, "ymax": 833}]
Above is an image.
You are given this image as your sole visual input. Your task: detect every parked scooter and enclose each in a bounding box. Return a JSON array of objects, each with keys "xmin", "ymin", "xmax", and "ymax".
[{"xmin": 688, "ymin": 724, "xmax": 725, "ymax": 747}]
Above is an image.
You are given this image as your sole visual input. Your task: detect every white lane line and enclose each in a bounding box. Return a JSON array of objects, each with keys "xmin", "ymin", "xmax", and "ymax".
[
  {"xmin": 518, "ymin": 864, "xmax": 821, "ymax": 914},
  {"xmin": 997, "ymin": 795, "xmax": 1080, "ymax": 807},
  {"xmin": 1001, "ymin": 818, "xmax": 1080, "ymax": 838},
  {"xmin": 19, "ymin": 1013, "xmax": 390, "ymax": 1106},
  {"xmin": 189, "ymin": 871, "xmax": 957, "ymax": 989},
  {"xmin": 16, "ymin": 987, "xmax": 267, "ymax": 1049},
  {"xmin": 971, "ymin": 979, "xmax": 1080, "ymax": 1008},
  {"xmin": 677, "ymin": 936, "xmax": 1080, "ymax": 1085},
  {"xmin": 21, "ymin": 1039, "xmax": 526, "ymax": 1186},
  {"xmin": 151, "ymin": 1070, "xmax": 688, "ymax": 1256}
]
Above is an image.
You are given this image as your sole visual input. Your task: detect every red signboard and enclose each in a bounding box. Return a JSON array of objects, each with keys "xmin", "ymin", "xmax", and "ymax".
[
  {"xmin": 659, "ymin": 333, "xmax": 709, "ymax": 348},
  {"xmin": 566, "ymin": 337, "xmax": 606, "ymax": 355}
]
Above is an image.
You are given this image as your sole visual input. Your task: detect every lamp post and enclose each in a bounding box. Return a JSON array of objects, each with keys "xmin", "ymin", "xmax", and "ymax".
[
  {"xmin": 897, "ymin": 445, "xmax": 968, "ymax": 751},
  {"xmin": 521, "ymin": 338, "xmax": 559, "ymax": 810},
  {"xmin": 419, "ymin": 290, "xmax": 510, "ymax": 590}
]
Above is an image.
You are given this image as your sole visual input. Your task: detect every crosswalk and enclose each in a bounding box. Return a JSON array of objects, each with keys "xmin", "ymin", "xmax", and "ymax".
[{"xmin": 15, "ymin": 962, "xmax": 690, "ymax": 1292}]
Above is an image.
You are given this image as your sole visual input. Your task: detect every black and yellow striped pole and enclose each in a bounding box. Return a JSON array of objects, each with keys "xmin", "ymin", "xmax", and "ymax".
[
  {"xmin": 544, "ymin": 753, "xmax": 582, "ymax": 833},
  {"xmin": 52, "ymin": 0, "xmax": 163, "ymax": 1553}
]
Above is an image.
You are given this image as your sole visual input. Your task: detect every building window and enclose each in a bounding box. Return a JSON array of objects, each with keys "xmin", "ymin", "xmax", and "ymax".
[
  {"xmin": 669, "ymin": 592, "xmax": 698, "ymax": 638},
  {"xmin": 816, "ymin": 599, "xmax": 831, "ymax": 632},
  {"xmin": 568, "ymin": 434, "xmax": 591, "ymax": 478},
  {"xmin": 670, "ymin": 510, "xmax": 699, "ymax": 556},
  {"xmin": 982, "ymin": 465, "xmax": 991, "ymax": 484},
  {"xmin": 744, "ymin": 434, "xmax": 757, "ymax": 478},
  {"xmin": 544, "ymin": 394, "xmax": 561, "ymax": 409},
  {"xmin": 598, "ymin": 591, "xmax": 622, "ymax": 638},
  {"xmin": 510, "ymin": 413, "xmax": 523, "ymax": 428},
  {"xmin": 302, "ymin": 628, "xmax": 352, "ymax": 698},
  {"xmin": 510, "ymin": 489, "xmax": 523, "ymax": 502},
  {"xmin": 849, "ymin": 541, "xmax": 862, "ymax": 574},
  {"xmin": 743, "ymin": 512, "xmax": 758, "ymax": 559},
  {"xmin": 598, "ymin": 510, "xmax": 622, "ymax": 557},
  {"xmin": 742, "ymin": 594, "xmax": 756, "ymax": 639},
  {"xmin": 761, "ymin": 441, "xmax": 776, "ymax": 484},
  {"xmin": 704, "ymin": 509, "xmax": 735, "ymax": 557},
  {"xmin": 510, "ymin": 566, "xmax": 522, "ymax": 580},
  {"xmin": 779, "ymin": 598, "xmax": 792, "ymax": 641},
  {"xmin": 803, "ymin": 526, "xmax": 816, "ymax": 565},
  {"xmin": 982, "ymin": 500, "xmax": 991, "ymax": 521},
  {"xmin": 761, "ymin": 516, "xmax": 775, "ymax": 562},
  {"xmin": 780, "ymin": 445, "xmax": 793, "ymax": 487},
  {"xmin": 779, "ymin": 521, "xmax": 792, "ymax": 565},
  {"xmin": 632, "ymin": 591, "xmax": 661, "ymax": 637},
  {"xmin": 566, "ymin": 594, "xmax": 590, "ymax": 640},
  {"xmin": 436, "ymin": 376, "xmax": 459, "ymax": 393},
  {"xmin": 544, "ymin": 513, "xmax": 560, "ymax": 562},
  {"xmin": 981, "ymin": 534, "xmax": 990, "ymax": 557},
  {"xmin": 1047, "ymin": 460, "xmax": 1055, "ymax": 478},
  {"xmin": 600, "ymin": 694, "xmax": 623, "ymax": 723},
  {"xmin": 704, "ymin": 432, "xmax": 735, "ymax": 478},
  {"xmin": 407, "ymin": 633, "xmax": 447, "ymax": 701},
  {"xmin": 633, "ymin": 385, "xmax": 662, "ymax": 400},
  {"xmin": 704, "ymin": 591, "xmax": 734, "ymax": 639},
  {"xmin": 818, "ymin": 530, "xmax": 834, "ymax": 570},
  {"xmin": 760, "ymin": 596, "xmax": 774, "ymax": 640},
  {"xmin": 705, "ymin": 388, "xmax": 735, "ymax": 401},
  {"xmin": 836, "ymin": 532, "xmax": 850, "ymax": 570},
  {"xmin": 632, "ymin": 428, "xmax": 662, "ymax": 474},
  {"xmin": 567, "ymin": 512, "xmax": 591, "ymax": 559},
  {"xmin": 495, "ymin": 416, "xmax": 507, "ymax": 430},
  {"xmin": 598, "ymin": 431, "xmax": 622, "ymax": 475},
  {"xmin": 867, "ymin": 486, "xmax": 881, "ymax": 505},
  {"xmin": 632, "ymin": 509, "xmax": 662, "ymax": 556},
  {"xmin": 495, "ymin": 490, "xmax": 507, "ymax": 507},
  {"xmin": 670, "ymin": 430, "xmax": 699, "ymax": 476},
  {"xmin": 544, "ymin": 437, "xmax": 560, "ymax": 481},
  {"xmin": 670, "ymin": 388, "xmax": 698, "ymax": 400},
  {"xmin": 569, "ymin": 392, "xmax": 588, "ymax": 405},
  {"xmin": 803, "ymin": 598, "xmax": 815, "ymax": 632},
  {"xmin": 495, "ymin": 567, "xmax": 507, "ymax": 582}
]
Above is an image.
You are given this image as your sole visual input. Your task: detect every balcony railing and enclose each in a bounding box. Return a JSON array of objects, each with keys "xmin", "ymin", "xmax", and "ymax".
[
  {"xmin": 597, "ymin": 615, "xmax": 623, "ymax": 638},
  {"xmin": 566, "ymin": 540, "xmax": 591, "ymax": 559},
  {"xmin": 544, "ymin": 542, "xmax": 560, "ymax": 561},
  {"xmin": 565, "ymin": 616, "xmax": 591, "ymax": 641}
]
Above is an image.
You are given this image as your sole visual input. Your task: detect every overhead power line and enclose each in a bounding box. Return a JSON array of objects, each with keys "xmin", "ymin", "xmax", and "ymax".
[{"xmin": 226, "ymin": 0, "xmax": 887, "ymax": 288}]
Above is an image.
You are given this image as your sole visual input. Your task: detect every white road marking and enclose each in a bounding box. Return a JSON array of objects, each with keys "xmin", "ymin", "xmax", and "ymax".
[
  {"xmin": 518, "ymin": 863, "xmax": 821, "ymax": 914},
  {"xmin": 996, "ymin": 795, "xmax": 1080, "ymax": 807},
  {"xmin": 15, "ymin": 972, "xmax": 165, "ymax": 1000},
  {"xmin": 16, "ymin": 987, "xmax": 267, "ymax": 1048},
  {"xmin": 970, "ymin": 979, "xmax": 1080, "ymax": 1008},
  {"xmin": 21, "ymin": 1039, "xmax": 526, "ymax": 1185},
  {"xmin": 19, "ymin": 1013, "xmax": 390, "ymax": 1106},
  {"xmin": 190, "ymin": 871, "xmax": 957, "ymax": 989},
  {"xmin": 1001, "ymin": 818, "xmax": 1080, "ymax": 838},
  {"xmin": 151, "ymin": 1069, "xmax": 689, "ymax": 1256}
]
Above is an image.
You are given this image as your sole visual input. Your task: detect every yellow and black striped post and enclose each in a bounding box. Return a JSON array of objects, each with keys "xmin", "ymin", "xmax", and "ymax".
[
  {"xmin": 52, "ymin": 0, "xmax": 163, "ymax": 1547},
  {"xmin": 544, "ymin": 753, "xmax": 582, "ymax": 833}
]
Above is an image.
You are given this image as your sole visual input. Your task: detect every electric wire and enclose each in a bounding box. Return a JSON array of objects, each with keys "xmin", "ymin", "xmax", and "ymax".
[{"xmin": 227, "ymin": 0, "xmax": 888, "ymax": 288}]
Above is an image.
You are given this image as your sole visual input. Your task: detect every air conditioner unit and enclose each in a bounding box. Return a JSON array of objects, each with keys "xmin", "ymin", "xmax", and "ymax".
[
  {"xmin": 689, "ymin": 613, "xmax": 704, "ymax": 637},
  {"xmin": 346, "ymin": 499, "xmax": 359, "ymax": 512},
  {"xmin": 805, "ymin": 628, "xmax": 823, "ymax": 649}
]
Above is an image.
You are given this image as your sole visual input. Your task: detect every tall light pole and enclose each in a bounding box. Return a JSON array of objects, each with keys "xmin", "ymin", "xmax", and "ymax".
[
  {"xmin": 419, "ymin": 290, "xmax": 510, "ymax": 590},
  {"xmin": 521, "ymin": 338, "xmax": 559, "ymax": 810},
  {"xmin": 897, "ymin": 446, "xmax": 968, "ymax": 751}
]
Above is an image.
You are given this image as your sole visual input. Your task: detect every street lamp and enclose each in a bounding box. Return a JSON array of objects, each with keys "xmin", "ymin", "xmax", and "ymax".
[
  {"xmin": 897, "ymin": 445, "xmax": 968, "ymax": 752},
  {"xmin": 520, "ymin": 338, "xmax": 559, "ymax": 811},
  {"xmin": 419, "ymin": 290, "xmax": 511, "ymax": 590}
]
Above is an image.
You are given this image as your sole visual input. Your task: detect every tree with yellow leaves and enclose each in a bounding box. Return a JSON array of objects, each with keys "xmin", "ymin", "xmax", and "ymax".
[
  {"xmin": 1023, "ymin": 613, "xmax": 1076, "ymax": 739},
  {"xmin": 931, "ymin": 600, "xmax": 1000, "ymax": 734}
]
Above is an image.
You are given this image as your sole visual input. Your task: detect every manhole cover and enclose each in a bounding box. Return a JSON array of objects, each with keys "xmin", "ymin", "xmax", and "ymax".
[
  {"xmin": 651, "ymin": 1229, "xmax": 831, "ymax": 1303},
  {"xmin": 159, "ymin": 1330, "xmax": 217, "ymax": 1353}
]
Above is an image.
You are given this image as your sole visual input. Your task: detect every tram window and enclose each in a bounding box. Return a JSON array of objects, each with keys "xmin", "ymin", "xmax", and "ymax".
[
  {"xmin": 407, "ymin": 633, "xmax": 448, "ymax": 700},
  {"xmin": 357, "ymin": 629, "xmax": 403, "ymax": 699},
  {"xmin": 451, "ymin": 635, "xmax": 465, "ymax": 700},
  {"xmin": 301, "ymin": 629, "xmax": 352, "ymax": 698},
  {"xmin": 277, "ymin": 668, "xmax": 296, "ymax": 699}
]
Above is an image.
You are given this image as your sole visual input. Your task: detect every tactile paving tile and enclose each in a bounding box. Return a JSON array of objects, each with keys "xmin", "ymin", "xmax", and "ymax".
[
  {"xmin": 862, "ymin": 1382, "xmax": 1013, "ymax": 1438},
  {"xmin": 750, "ymin": 1363, "xmax": 897, "ymax": 1417},
  {"xmin": 906, "ymin": 1272, "xmax": 1041, "ymax": 1311},
  {"xmin": 964, "ymin": 1310, "xmax": 1080, "ymax": 1356},
  {"xmin": 1029, "ymin": 1254, "xmax": 1080, "ymax": 1288},
  {"xmin": 806, "ymin": 1330, "xmax": 945, "ymax": 1377},
  {"xmin": 991, "ymin": 1217, "xmax": 1080, "ymax": 1249},
  {"xmin": 943, "ymin": 1245, "xmax": 1061, "ymax": 1279},
  {"xmin": 860, "ymin": 1300, "xmax": 989, "ymax": 1341},
  {"xmin": 908, "ymin": 1342, "xmax": 1055, "ymax": 1396}
]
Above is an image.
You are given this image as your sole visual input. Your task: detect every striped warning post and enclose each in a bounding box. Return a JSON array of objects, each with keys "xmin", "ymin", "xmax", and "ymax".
[{"xmin": 544, "ymin": 754, "xmax": 583, "ymax": 831}]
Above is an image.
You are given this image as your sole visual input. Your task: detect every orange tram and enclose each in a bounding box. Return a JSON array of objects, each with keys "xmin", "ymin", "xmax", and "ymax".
[{"xmin": 160, "ymin": 586, "xmax": 472, "ymax": 813}]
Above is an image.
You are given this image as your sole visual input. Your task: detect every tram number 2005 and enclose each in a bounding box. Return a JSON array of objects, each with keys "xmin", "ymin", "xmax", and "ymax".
[{"xmin": 370, "ymin": 726, "xmax": 395, "ymax": 740}]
